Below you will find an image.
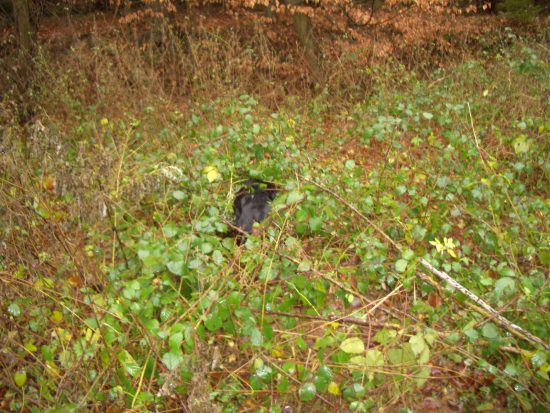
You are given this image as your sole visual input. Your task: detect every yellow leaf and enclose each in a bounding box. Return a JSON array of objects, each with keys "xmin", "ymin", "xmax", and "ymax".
[
  {"xmin": 50, "ymin": 310, "xmax": 63, "ymax": 324},
  {"xmin": 203, "ymin": 166, "xmax": 219, "ymax": 183},
  {"xmin": 271, "ymin": 348, "xmax": 284, "ymax": 358},
  {"xmin": 55, "ymin": 327, "xmax": 72, "ymax": 344},
  {"xmin": 46, "ymin": 361, "xmax": 60, "ymax": 377},
  {"xmin": 327, "ymin": 381, "xmax": 340, "ymax": 395}
]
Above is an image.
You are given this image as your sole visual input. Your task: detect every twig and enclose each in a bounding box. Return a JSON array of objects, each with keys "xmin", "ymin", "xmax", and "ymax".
[
  {"xmin": 264, "ymin": 310, "xmax": 400, "ymax": 329},
  {"xmin": 277, "ymin": 251, "xmax": 417, "ymax": 322},
  {"xmin": 303, "ymin": 176, "xmax": 549, "ymax": 350},
  {"xmin": 98, "ymin": 180, "xmax": 129, "ymax": 269}
]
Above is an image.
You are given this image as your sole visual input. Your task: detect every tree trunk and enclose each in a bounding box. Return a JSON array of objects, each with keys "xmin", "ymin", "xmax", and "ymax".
[
  {"xmin": 290, "ymin": 7, "xmax": 324, "ymax": 86},
  {"xmin": 12, "ymin": 0, "xmax": 32, "ymax": 53}
]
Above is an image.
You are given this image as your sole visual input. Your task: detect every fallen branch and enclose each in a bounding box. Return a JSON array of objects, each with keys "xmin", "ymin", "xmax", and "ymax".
[{"xmin": 303, "ymin": 177, "xmax": 549, "ymax": 350}]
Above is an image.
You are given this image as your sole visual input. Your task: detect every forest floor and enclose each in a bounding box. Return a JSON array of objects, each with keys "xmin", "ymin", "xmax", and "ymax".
[{"xmin": 1, "ymin": 5, "xmax": 549, "ymax": 413}]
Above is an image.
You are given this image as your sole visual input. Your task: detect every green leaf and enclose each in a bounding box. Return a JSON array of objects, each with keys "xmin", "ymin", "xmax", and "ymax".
[
  {"xmin": 162, "ymin": 351, "xmax": 183, "ymax": 371},
  {"xmin": 299, "ymin": 383, "xmax": 316, "ymax": 401},
  {"xmin": 13, "ymin": 371, "xmax": 26, "ymax": 387},
  {"xmin": 339, "ymin": 337, "xmax": 364, "ymax": 354},
  {"xmin": 365, "ymin": 349, "xmax": 384, "ymax": 367},
  {"xmin": 531, "ymin": 351, "xmax": 547, "ymax": 368},
  {"xmin": 409, "ymin": 334, "xmax": 427, "ymax": 356},
  {"xmin": 250, "ymin": 328, "xmax": 263, "ymax": 347},
  {"xmin": 374, "ymin": 329, "xmax": 397, "ymax": 345},
  {"xmin": 402, "ymin": 249, "xmax": 415, "ymax": 261},
  {"xmin": 204, "ymin": 312, "xmax": 222, "ymax": 332},
  {"xmin": 395, "ymin": 259, "xmax": 408, "ymax": 273},
  {"xmin": 212, "ymin": 250, "xmax": 224, "ymax": 265},
  {"xmin": 8, "ymin": 302, "xmax": 21, "ymax": 317},
  {"xmin": 169, "ymin": 332, "xmax": 183, "ymax": 353},
  {"xmin": 297, "ymin": 260, "xmax": 311, "ymax": 272},
  {"xmin": 513, "ymin": 135, "xmax": 531, "ymax": 154},
  {"xmin": 286, "ymin": 191, "xmax": 304, "ymax": 204},
  {"xmin": 481, "ymin": 323, "xmax": 500, "ymax": 340},
  {"xmin": 172, "ymin": 190, "xmax": 185, "ymax": 200},
  {"xmin": 345, "ymin": 159, "xmax": 356, "ymax": 169},
  {"xmin": 388, "ymin": 344, "xmax": 415, "ymax": 365},
  {"xmin": 309, "ymin": 216, "xmax": 323, "ymax": 233},
  {"xmin": 494, "ymin": 277, "xmax": 516, "ymax": 297},
  {"xmin": 277, "ymin": 376, "xmax": 289, "ymax": 393},
  {"xmin": 316, "ymin": 365, "xmax": 333, "ymax": 381},
  {"xmin": 117, "ymin": 350, "xmax": 140, "ymax": 377},
  {"xmin": 201, "ymin": 242, "xmax": 213, "ymax": 254},
  {"xmin": 464, "ymin": 328, "xmax": 479, "ymax": 343},
  {"xmin": 504, "ymin": 363, "xmax": 520, "ymax": 376},
  {"xmin": 349, "ymin": 356, "xmax": 367, "ymax": 365},
  {"xmin": 415, "ymin": 366, "xmax": 431, "ymax": 387},
  {"xmin": 167, "ymin": 260, "xmax": 185, "ymax": 276},
  {"xmin": 163, "ymin": 222, "xmax": 178, "ymax": 238}
]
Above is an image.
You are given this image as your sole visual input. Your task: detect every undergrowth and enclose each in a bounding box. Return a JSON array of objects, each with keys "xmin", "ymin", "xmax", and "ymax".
[{"xmin": 1, "ymin": 17, "xmax": 549, "ymax": 413}]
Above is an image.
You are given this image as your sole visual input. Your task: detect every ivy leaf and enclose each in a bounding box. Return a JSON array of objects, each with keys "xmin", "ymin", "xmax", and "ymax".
[
  {"xmin": 494, "ymin": 277, "xmax": 516, "ymax": 297},
  {"xmin": 299, "ymin": 383, "xmax": 316, "ymax": 401},
  {"xmin": 339, "ymin": 337, "xmax": 364, "ymax": 354},
  {"xmin": 8, "ymin": 302, "xmax": 21, "ymax": 317}
]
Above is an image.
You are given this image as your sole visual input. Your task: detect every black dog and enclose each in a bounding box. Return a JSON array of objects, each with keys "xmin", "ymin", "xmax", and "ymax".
[{"xmin": 234, "ymin": 179, "xmax": 277, "ymax": 236}]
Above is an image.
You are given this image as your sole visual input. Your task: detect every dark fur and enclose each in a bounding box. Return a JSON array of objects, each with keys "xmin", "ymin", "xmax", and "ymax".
[{"xmin": 234, "ymin": 179, "xmax": 277, "ymax": 235}]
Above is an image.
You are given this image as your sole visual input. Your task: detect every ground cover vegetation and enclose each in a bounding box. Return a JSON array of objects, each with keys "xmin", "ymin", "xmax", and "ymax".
[{"xmin": 0, "ymin": 0, "xmax": 549, "ymax": 411}]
